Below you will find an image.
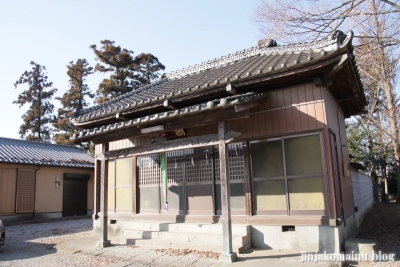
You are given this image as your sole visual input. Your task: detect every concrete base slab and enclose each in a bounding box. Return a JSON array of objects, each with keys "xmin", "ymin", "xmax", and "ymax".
[
  {"xmin": 218, "ymin": 252, "xmax": 237, "ymax": 263},
  {"xmin": 97, "ymin": 240, "xmax": 111, "ymax": 248},
  {"xmin": 345, "ymin": 237, "xmax": 378, "ymax": 258}
]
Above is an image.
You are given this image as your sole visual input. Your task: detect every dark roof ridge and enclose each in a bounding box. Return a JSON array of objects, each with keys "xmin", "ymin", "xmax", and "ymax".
[{"xmin": 165, "ymin": 30, "xmax": 351, "ymax": 80}]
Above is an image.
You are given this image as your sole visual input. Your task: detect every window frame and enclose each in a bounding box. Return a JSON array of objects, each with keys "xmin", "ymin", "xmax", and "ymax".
[{"xmin": 250, "ymin": 132, "xmax": 327, "ymax": 216}]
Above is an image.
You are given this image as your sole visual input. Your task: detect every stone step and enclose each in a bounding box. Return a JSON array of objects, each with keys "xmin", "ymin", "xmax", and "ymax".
[
  {"xmin": 345, "ymin": 237, "xmax": 378, "ymax": 258},
  {"xmin": 106, "ymin": 221, "xmax": 252, "ymax": 254},
  {"xmin": 121, "ymin": 229, "xmax": 249, "ymax": 245},
  {"xmin": 110, "ymin": 221, "xmax": 250, "ymax": 236}
]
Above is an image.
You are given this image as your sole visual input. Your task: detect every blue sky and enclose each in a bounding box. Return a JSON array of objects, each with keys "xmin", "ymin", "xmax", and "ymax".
[{"xmin": 0, "ymin": 1, "xmax": 262, "ymax": 140}]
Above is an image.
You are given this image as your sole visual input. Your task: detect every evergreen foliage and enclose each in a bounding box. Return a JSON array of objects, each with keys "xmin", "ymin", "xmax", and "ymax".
[
  {"xmin": 53, "ymin": 59, "xmax": 94, "ymax": 148},
  {"xmin": 90, "ymin": 40, "xmax": 165, "ymax": 104},
  {"xmin": 13, "ymin": 61, "xmax": 57, "ymax": 141}
]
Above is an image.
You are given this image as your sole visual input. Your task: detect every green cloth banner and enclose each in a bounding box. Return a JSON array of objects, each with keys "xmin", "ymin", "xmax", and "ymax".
[{"xmin": 161, "ymin": 152, "xmax": 168, "ymax": 211}]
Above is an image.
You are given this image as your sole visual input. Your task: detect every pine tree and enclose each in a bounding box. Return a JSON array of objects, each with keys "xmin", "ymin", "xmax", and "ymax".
[
  {"xmin": 53, "ymin": 59, "xmax": 94, "ymax": 147},
  {"xmin": 134, "ymin": 53, "xmax": 165, "ymax": 86},
  {"xmin": 14, "ymin": 61, "xmax": 57, "ymax": 141},
  {"xmin": 90, "ymin": 40, "xmax": 165, "ymax": 104}
]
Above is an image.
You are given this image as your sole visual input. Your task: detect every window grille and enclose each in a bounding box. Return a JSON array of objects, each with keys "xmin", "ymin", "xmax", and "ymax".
[
  {"xmin": 138, "ymin": 142, "xmax": 244, "ymax": 186},
  {"xmin": 138, "ymin": 154, "xmax": 161, "ymax": 186},
  {"xmin": 16, "ymin": 169, "xmax": 35, "ymax": 212},
  {"xmin": 214, "ymin": 142, "xmax": 244, "ymax": 182},
  {"xmin": 184, "ymin": 147, "xmax": 213, "ymax": 184},
  {"xmin": 228, "ymin": 142, "xmax": 244, "ymax": 181},
  {"xmin": 166, "ymin": 151, "xmax": 184, "ymax": 184}
]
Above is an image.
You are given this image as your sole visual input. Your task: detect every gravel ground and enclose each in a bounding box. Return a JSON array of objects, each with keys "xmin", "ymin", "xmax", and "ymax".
[
  {"xmin": 2, "ymin": 203, "xmax": 398, "ymax": 267},
  {"xmin": 0, "ymin": 218, "xmax": 217, "ymax": 267},
  {"xmin": 345, "ymin": 202, "xmax": 400, "ymax": 267},
  {"xmin": 0, "ymin": 218, "xmax": 120, "ymax": 267}
]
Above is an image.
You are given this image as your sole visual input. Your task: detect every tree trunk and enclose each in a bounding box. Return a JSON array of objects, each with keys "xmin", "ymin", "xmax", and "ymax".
[
  {"xmin": 371, "ymin": 171, "xmax": 379, "ymax": 203},
  {"xmin": 381, "ymin": 164, "xmax": 388, "ymax": 203}
]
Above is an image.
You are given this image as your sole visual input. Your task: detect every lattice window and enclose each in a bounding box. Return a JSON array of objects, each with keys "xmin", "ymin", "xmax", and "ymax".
[
  {"xmin": 213, "ymin": 146, "xmax": 220, "ymax": 181},
  {"xmin": 184, "ymin": 147, "xmax": 213, "ymax": 184},
  {"xmin": 166, "ymin": 151, "xmax": 184, "ymax": 184},
  {"xmin": 214, "ymin": 142, "xmax": 244, "ymax": 182},
  {"xmin": 228, "ymin": 143, "xmax": 244, "ymax": 181},
  {"xmin": 16, "ymin": 169, "xmax": 35, "ymax": 212},
  {"xmin": 138, "ymin": 143, "xmax": 244, "ymax": 186},
  {"xmin": 138, "ymin": 154, "xmax": 161, "ymax": 186}
]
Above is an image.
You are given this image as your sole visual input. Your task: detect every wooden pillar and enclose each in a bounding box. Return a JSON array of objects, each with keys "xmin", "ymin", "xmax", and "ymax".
[
  {"xmin": 94, "ymin": 159, "xmax": 101, "ymax": 219},
  {"xmin": 218, "ymin": 121, "xmax": 237, "ymax": 262},
  {"xmin": 243, "ymin": 141, "xmax": 253, "ymax": 216},
  {"xmin": 98, "ymin": 142, "xmax": 110, "ymax": 248},
  {"xmin": 132, "ymin": 156, "xmax": 137, "ymax": 214}
]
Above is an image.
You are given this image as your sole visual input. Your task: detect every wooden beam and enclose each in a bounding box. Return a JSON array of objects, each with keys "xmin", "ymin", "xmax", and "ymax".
[
  {"xmin": 218, "ymin": 121, "xmax": 237, "ymax": 262},
  {"xmin": 98, "ymin": 142, "xmax": 110, "ymax": 248},
  {"xmin": 89, "ymin": 108, "xmax": 249, "ymax": 145},
  {"xmin": 235, "ymin": 99, "xmax": 258, "ymax": 112},
  {"xmin": 313, "ymin": 77, "xmax": 332, "ymax": 87},
  {"xmin": 235, "ymin": 55, "xmax": 343, "ymax": 88},
  {"xmin": 226, "ymin": 84, "xmax": 238, "ymax": 95},
  {"xmin": 323, "ymin": 53, "xmax": 353, "ymax": 82},
  {"xmin": 106, "ymin": 130, "xmax": 242, "ymax": 159},
  {"xmin": 163, "ymin": 99, "xmax": 177, "ymax": 110},
  {"xmin": 337, "ymin": 94, "xmax": 359, "ymax": 103}
]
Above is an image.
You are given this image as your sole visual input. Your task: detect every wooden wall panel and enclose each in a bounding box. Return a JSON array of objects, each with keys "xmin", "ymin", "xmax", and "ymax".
[
  {"xmin": 271, "ymin": 110, "xmax": 280, "ymax": 135},
  {"xmin": 225, "ymin": 83, "xmax": 328, "ymax": 140},
  {"xmin": 323, "ymin": 88, "xmax": 355, "ymax": 219},
  {"xmin": 252, "ymin": 113, "xmax": 260, "ymax": 138},
  {"xmin": 299, "ymin": 104, "xmax": 309, "ymax": 131},
  {"xmin": 265, "ymin": 111, "xmax": 273, "ymax": 136},
  {"xmin": 315, "ymin": 102, "xmax": 326, "ymax": 129},
  {"xmin": 307, "ymin": 103, "xmax": 318, "ymax": 130},
  {"xmin": 99, "ymin": 83, "xmax": 329, "ymax": 154},
  {"xmin": 284, "ymin": 89, "xmax": 294, "ymax": 133},
  {"xmin": 0, "ymin": 168, "xmax": 17, "ymax": 214}
]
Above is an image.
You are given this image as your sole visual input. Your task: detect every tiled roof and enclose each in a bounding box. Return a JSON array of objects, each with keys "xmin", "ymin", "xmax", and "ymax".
[
  {"xmin": 73, "ymin": 91, "xmax": 267, "ymax": 140},
  {"xmin": 0, "ymin": 137, "xmax": 94, "ymax": 168},
  {"xmin": 72, "ymin": 30, "xmax": 353, "ymax": 124}
]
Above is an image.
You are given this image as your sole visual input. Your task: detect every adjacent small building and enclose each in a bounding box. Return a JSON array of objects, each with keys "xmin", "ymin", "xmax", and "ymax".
[
  {"xmin": 71, "ymin": 30, "xmax": 370, "ymax": 253},
  {"xmin": 0, "ymin": 137, "xmax": 94, "ymax": 222}
]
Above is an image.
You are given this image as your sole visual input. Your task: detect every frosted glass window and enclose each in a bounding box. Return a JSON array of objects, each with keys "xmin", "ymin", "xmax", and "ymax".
[
  {"xmin": 251, "ymin": 140, "xmax": 284, "ymax": 178},
  {"xmin": 254, "ymin": 180, "xmax": 287, "ymax": 210},
  {"xmin": 288, "ymin": 177, "xmax": 325, "ymax": 210},
  {"xmin": 284, "ymin": 135, "xmax": 323, "ymax": 177}
]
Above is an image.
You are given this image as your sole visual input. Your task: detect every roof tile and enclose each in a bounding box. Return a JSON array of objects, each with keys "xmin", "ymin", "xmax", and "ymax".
[{"xmin": 0, "ymin": 137, "xmax": 94, "ymax": 168}]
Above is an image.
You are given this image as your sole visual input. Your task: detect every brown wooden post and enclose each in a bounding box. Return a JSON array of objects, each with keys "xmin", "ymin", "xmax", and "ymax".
[
  {"xmin": 218, "ymin": 121, "xmax": 237, "ymax": 262},
  {"xmin": 94, "ymin": 159, "xmax": 101, "ymax": 219},
  {"xmin": 132, "ymin": 156, "xmax": 137, "ymax": 214},
  {"xmin": 98, "ymin": 142, "xmax": 110, "ymax": 247},
  {"xmin": 243, "ymin": 141, "xmax": 253, "ymax": 216}
]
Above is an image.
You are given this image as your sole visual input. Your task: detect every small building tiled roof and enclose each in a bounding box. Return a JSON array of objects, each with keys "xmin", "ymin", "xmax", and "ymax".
[
  {"xmin": 71, "ymin": 30, "xmax": 365, "ymax": 143},
  {"xmin": 72, "ymin": 30, "xmax": 361, "ymax": 127},
  {"xmin": 74, "ymin": 91, "xmax": 267, "ymax": 140},
  {"xmin": 0, "ymin": 137, "xmax": 94, "ymax": 168}
]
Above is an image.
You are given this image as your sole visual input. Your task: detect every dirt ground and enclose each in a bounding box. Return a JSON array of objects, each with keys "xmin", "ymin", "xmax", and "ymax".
[{"xmin": 345, "ymin": 201, "xmax": 400, "ymax": 266}]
